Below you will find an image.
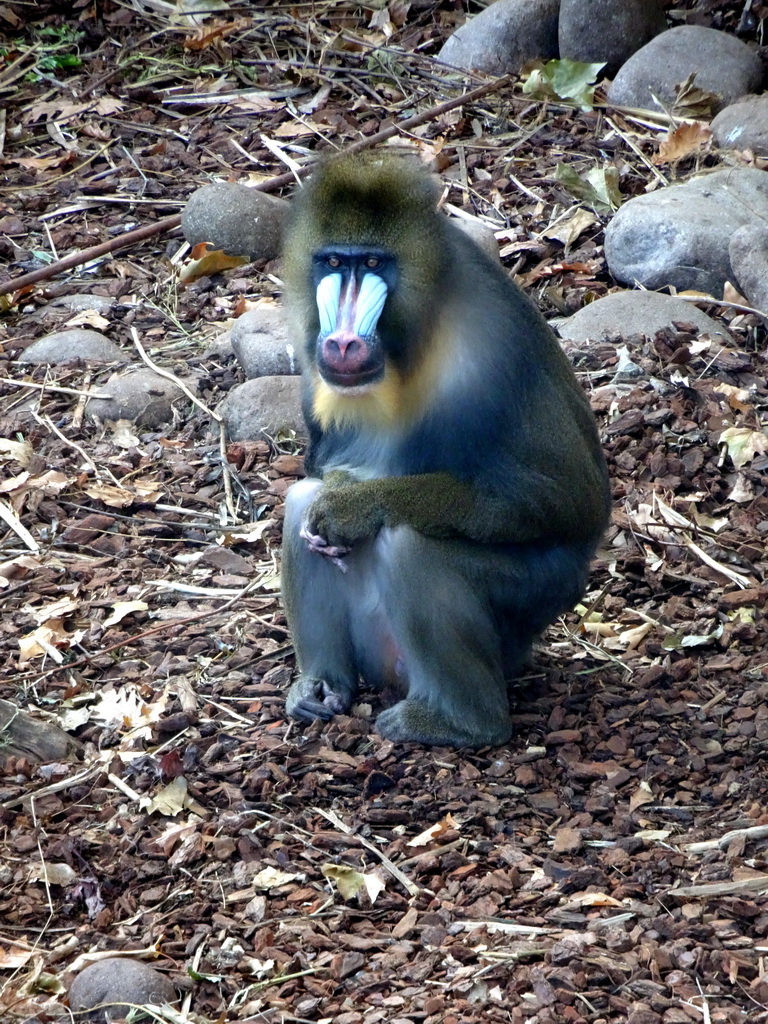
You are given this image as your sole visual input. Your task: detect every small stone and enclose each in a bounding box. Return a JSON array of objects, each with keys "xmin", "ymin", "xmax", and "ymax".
[
  {"xmin": 438, "ymin": 0, "xmax": 559, "ymax": 76},
  {"xmin": 712, "ymin": 94, "xmax": 768, "ymax": 154},
  {"xmin": 204, "ymin": 328, "xmax": 233, "ymax": 360},
  {"xmin": 41, "ymin": 293, "xmax": 116, "ymax": 315},
  {"xmin": 218, "ymin": 375, "xmax": 305, "ymax": 442},
  {"xmin": 606, "ymin": 26, "xmax": 763, "ymax": 115},
  {"xmin": 182, "ymin": 182, "xmax": 289, "ymax": 260},
  {"xmin": 18, "ymin": 329, "xmax": 123, "ymax": 365},
  {"xmin": 230, "ymin": 304, "xmax": 300, "ymax": 378},
  {"xmin": 453, "ymin": 216, "xmax": 500, "ymax": 262},
  {"xmin": 69, "ymin": 957, "xmax": 177, "ymax": 1022},
  {"xmin": 87, "ymin": 367, "xmax": 197, "ymax": 427},
  {"xmin": 557, "ymin": 290, "xmax": 732, "ymax": 344},
  {"xmin": 559, "ymin": 0, "xmax": 666, "ymax": 76}
]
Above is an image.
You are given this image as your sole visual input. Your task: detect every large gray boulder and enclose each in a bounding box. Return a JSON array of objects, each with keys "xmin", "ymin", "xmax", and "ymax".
[
  {"xmin": 606, "ymin": 26, "xmax": 763, "ymax": 114},
  {"xmin": 557, "ymin": 290, "xmax": 732, "ymax": 344},
  {"xmin": 558, "ymin": 0, "xmax": 666, "ymax": 77},
  {"xmin": 438, "ymin": 0, "xmax": 559, "ymax": 75},
  {"xmin": 604, "ymin": 168, "xmax": 768, "ymax": 295}
]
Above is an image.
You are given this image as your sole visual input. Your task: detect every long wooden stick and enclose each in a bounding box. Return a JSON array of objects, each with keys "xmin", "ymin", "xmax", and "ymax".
[{"xmin": 0, "ymin": 75, "xmax": 511, "ymax": 299}]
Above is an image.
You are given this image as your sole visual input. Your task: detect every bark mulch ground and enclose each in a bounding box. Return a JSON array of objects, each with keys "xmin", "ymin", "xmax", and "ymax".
[{"xmin": 1, "ymin": 2, "xmax": 768, "ymax": 1022}]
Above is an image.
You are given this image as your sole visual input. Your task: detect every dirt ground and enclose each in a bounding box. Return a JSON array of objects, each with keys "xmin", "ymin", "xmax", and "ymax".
[{"xmin": 2, "ymin": 2, "xmax": 768, "ymax": 1022}]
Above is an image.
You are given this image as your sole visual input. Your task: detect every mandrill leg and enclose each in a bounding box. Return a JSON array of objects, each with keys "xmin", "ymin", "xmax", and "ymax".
[
  {"xmin": 282, "ymin": 478, "xmax": 358, "ymax": 721},
  {"xmin": 371, "ymin": 526, "xmax": 514, "ymax": 748},
  {"xmin": 282, "ymin": 478, "xmax": 397, "ymax": 722},
  {"xmin": 370, "ymin": 529, "xmax": 592, "ymax": 748}
]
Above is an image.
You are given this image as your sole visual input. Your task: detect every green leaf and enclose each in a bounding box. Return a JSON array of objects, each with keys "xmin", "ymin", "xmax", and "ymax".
[
  {"xmin": 522, "ymin": 59, "xmax": 605, "ymax": 112},
  {"xmin": 553, "ymin": 164, "xmax": 621, "ymax": 214}
]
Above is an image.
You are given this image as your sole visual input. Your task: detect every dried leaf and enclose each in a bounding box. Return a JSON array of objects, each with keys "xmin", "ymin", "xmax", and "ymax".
[
  {"xmin": 92, "ymin": 684, "xmax": 168, "ymax": 739},
  {"xmin": 29, "ymin": 862, "xmax": 77, "ymax": 886},
  {"xmin": 671, "ymin": 72, "xmax": 719, "ymax": 119},
  {"xmin": 322, "ymin": 863, "xmax": 384, "ymax": 903},
  {"xmin": 569, "ymin": 892, "xmax": 621, "ymax": 907},
  {"xmin": 179, "ymin": 246, "xmax": 250, "ymax": 283},
  {"xmin": 252, "ymin": 866, "xmax": 301, "ymax": 890},
  {"xmin": 146, "ymin": 777, "xmax": 191, "ymax": 816},
  {"xmin": 540, "ymin": 207, "xmax": 598, "ymax": 247},
  {"xmin": 662, "ymin": 623, "xmax": 725, "ymax": 650},
  {"xmin": 719, "ymin": 426, "xmax": 768, "ymax": 469},
  {"xmin": 629, "ymin": 781, "xmax": 655, "ymax": 813},
  {"xmin": 408, "ymin": 813, "xmax": 458, "ymax": 847},
  {"xmin": 0, "ymin": 946, "xmax": 35, "ymax": 969},
  {"xmin": 103, "ymin": 600, "xmax": 149, "ymax": 627},
  {"xmin": 654, "ymin": 121, "xmax": 712, "ymax": 164},
  {"xmin": 18, "ymin": 621, "xmax": 82, "ymax": 664},
  {"xmin": 63, "ymin": 310, "xmax": 111, "ymax": 330},
  {"xmin": 0, "ymin": 438, "xmax": 33, "ymax": 466}
]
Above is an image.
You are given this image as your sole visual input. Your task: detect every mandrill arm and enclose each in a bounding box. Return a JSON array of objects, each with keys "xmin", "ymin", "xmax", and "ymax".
[{"xmin": 303, "ymin": 467, "xmax": 594, "ymax": 552}]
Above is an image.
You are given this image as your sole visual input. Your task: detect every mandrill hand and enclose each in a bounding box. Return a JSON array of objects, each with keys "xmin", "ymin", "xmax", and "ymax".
[{"xmin": 302, "ymin": 471, "xmax": 383, "ymax": 564}]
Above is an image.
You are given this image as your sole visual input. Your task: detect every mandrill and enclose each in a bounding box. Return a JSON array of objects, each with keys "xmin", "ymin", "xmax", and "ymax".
[{"xmin": 279, "ymin": 151, "xmax": 610, "ymax": 748}]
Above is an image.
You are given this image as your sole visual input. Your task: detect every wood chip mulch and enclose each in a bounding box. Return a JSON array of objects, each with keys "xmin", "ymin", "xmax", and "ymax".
[{"xmin": 1, "ymin": 2, "xmax": 768, "ymax": 1022}]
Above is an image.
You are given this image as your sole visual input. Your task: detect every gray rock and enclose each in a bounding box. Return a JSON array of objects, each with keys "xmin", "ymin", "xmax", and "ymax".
[
  {"xmin": 557, "ymin": 290, "xmax": 732, "ymax": 343},
  {"xmin": 182, "ymin": 182, "xmax": 289, "ymax": 260},
  {"xmin": 438, "ymin": 0, "xmax": 559, "ymax": 75},
  {"xmin": 558, "ymin": 0, "xmax": 666, "ymax": 77},
  {"xmin": 69, "ymin": 957, "xmax": 177, "ymax": 1022},
  {"xmin": 19, "ymin": 329, "xmax": 122, "ymax": 365},
  {"xmin": 606, "ymin": 26, "xmax": 763, "ymax": 114},
  {"xmin": 204, "ymin": 328, "xmax": 233, "ymax": 360},
  {"xmin": 453, "ymin": 217, "xmax": 500, "ymax": 263},
  {"xmin": 604, "ymin": 168, "xmax": 768, "ymax": 295},
  {"xmin": 230, "ymin": 305, "xmax": 300, "ymax": 378},
  {"xmin": 712, "ymin": 94, "xmax": 768, "ymax": 154},
  {"xmin": 34, "ymin": 294, "xmax": 117, "ymax": 322},
  {"xmin": 87, "ymin": 367, "xmax": 196, "ymax": 427},
  {"xmin": 219, "ymin": 376, "xmax": 305, "ymax": 441},
  {"xmin": 729, "ymin": 223, "xmax": 768, "ymax": 312}
]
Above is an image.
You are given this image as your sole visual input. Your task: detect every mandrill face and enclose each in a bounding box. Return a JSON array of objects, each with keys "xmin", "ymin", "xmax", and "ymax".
[{"xmin": 311, "ymin": 245, "xmax": 396, "ymax": 392}]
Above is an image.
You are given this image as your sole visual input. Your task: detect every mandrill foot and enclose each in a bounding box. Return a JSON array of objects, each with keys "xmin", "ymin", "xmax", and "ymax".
[
  {"xmin": 286, "ymin": 675, "xmax": 353, "ymax": 722},
  {"xmin": 376, "ymin": 699, "xmax": 512, "ymax": 748}
]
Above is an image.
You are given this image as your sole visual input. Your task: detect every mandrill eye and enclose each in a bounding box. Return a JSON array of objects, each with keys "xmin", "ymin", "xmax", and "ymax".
[
  {"xmin": 327, "ymin": 255, "xmax": 341, "ymax": 269},
  {"xmin": 365, "ymin": 256, "xmax": 380, "ymax": 269}
]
